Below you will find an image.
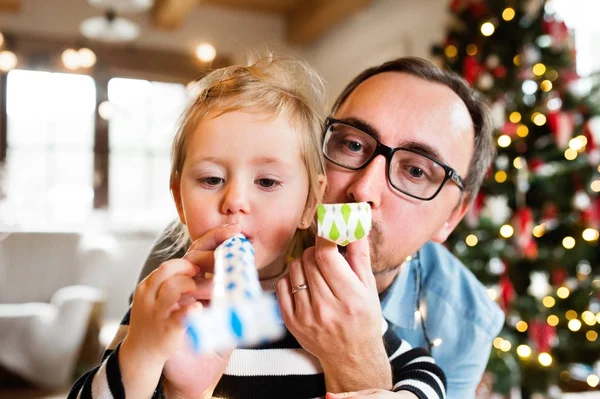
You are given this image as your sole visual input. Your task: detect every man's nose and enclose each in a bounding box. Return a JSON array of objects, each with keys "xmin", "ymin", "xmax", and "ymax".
[
  {"xmin": 346, "ymin": 155, "xmax": 386, "ymax": 209},
  {"xmin": 221, "ymin": 180, "xmax": 251, "ymax": 215}
]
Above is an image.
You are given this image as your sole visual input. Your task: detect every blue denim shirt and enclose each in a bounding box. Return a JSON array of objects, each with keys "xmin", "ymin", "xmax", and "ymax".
[{"xmin": 381, "ymin": 241, "xmax": 505, "ymax": 399}]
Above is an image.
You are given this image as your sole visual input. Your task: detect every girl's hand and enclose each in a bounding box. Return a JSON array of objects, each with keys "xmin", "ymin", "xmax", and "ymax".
[{"xmin": 161, "ymin": 224, "xmax": 242, "ymax": 398}]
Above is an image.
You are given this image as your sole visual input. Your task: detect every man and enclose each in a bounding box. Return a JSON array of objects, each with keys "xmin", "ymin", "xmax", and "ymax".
[{"xmin": 139, "ymin": 57, "xmax": 504, "ymax": 398}]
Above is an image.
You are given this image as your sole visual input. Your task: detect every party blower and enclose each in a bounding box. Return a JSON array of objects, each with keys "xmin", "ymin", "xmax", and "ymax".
[{"xmin": 185, "ymin": 202, "xmax": 372, "ymax": 352}]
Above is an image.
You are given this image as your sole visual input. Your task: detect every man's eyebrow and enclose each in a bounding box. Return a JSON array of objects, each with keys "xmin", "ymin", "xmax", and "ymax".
[
  {"xmin": 336, "ymin": 116, "xmax": 383, "ymax": 141},
  {"xmin": 336, "ymin": 116, "xmax": 448, "ymax": 165},
  {"xmin": 400, "ymin": 141, "xmax": 448, "ymax": 165}
]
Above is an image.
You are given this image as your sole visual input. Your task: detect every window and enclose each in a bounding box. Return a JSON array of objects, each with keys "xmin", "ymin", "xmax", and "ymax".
[
  {"xmin": 107, "ymin": 78, "xmax": 186, "ymax": 230},
  {"xmin": 1, "ymin": 70, "xmax": 96, "ymax": 229},
  {"xmin": 0, "ymin": 71, "xmax": 188, "ymax": 232}
]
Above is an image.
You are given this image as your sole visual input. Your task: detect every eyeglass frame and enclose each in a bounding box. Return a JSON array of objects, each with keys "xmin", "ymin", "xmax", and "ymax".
[{"xmin": 322, "ymin": 117, "xmax": 466, "ymax": 201}]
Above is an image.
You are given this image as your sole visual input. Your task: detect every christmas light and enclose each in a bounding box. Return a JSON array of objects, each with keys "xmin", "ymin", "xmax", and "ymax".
[
  {"xmin": 582, "ymin": 228, "xmax": 599, "ymax": 242},
  {"xmin": 522, "ymin": 80, "xmax": 537, "ymax": 95},
  {"xmin": 432, "ymin": 338, "xmax": 443, "ymax": 347},
  {"xmin": 493, "ymin": 337, "xmax": 504, "ymax": 349},
  {"xmin": 516, "ymin": 345, "xmax": 532, "ymax": 358},
  {"xmin": 576, "ymin": 135, "xmax": 588, "ymax": 146},
  {"xmin": 569, "ymin": 136, "xmax": 586, "ymax": 151},
  {"xmin": 516, "ymin": 321, "xmax": 528, "ymax": 332},
  {"xmin": 536, "ymin": 35, "xmax": 552, "ymax": 48},
  {"xmin": 499, "ymin": 340, "xmax": 511, "ymax": 352},
  {"xmin": 0, "ymin": 50, "xmax": 17, "ymax": 72},
  {"xmin": 542, "ymin": 296, "xmax": 556, "ymax": 308},
  {"xmin": 547, "ymin": 315, "xmax": 559, "ymax": 326},
  {"xmin": 588, "ymin": 375, "xmax": 599, "ymax": 388},
  {"xmin": 497, "ymin": 135, "xmax": 511, "ymax": 147},
  {"xmin": 562, "ymin": 236, "xmax": 575, "ymax": 249},
  {"xmin": 487, "ymin": 288, "xmax": 498, "ymax": 300},
  {"xmin": 465, "ymin": 234, "xmax": 478, "ymax": 246},
  {"xmin": 509, "ymin": 112, "xmax": 522, "ymax": 123},
  {"xmin": 547, "ymin": 97, "xmax": 562, "ymax": 110},
  {"xmin": 466, "ymin": 44, "xmax": 478, "ymax": 56},
  {"xmin": 513, "ymin": 157, "xmax": 524, "ymax": 169},
  {"xmin": 566, "ymin": 310, "xmax": 577, "ymax": 320},
  {"xmin": 557, "ymin": 287, "xmax": 570, "ymax": 299},
  {"xmin": 502, "ymin": 7, "xmax": 516, "ymax": 21},
  {"xmin": 445, "ymin": 45, "xmax": 458, "ymax": 58},
  {"xmin": 513, "ymin": 55, "xmax": 521, "ymax": 66},
  {"xmin": 0, "ymin": 32, "xmax": 4, "ymax": 47},
  {"xmin": 564, "ymin": 148, "xmax": 578, "ymax": 160},
  {"xmin": 481, "ymin": 22, "xmax": 495, "ymax": 36},
  {"xmin": 495, "ymin": 171, "xmax": 508, "ymax": 183},
  {"xmin": 532, "ymin": 113, "xmax": 547, "ymax": 126},
  {"xmin": 587, "ymin": 330, "xmax": 598, "ymax": 342},
  {"xmin": 582, "ymin": 311, "xmax": 596, "ymax": 326},
  {"xmin": 540, "ymin": 80, "xmax": 553, "ymax": 92},
  {"xmin": 500, "ymin": 224, "xmax": 514, "ymax": 238},
  {"xmin": 538, "ymin": 352, "xmax": 553, "ymax": 367},
  {"xmin": 517, "ymin": 125, "xmax": 529, "ymax": 137},
  {"xmin": 568, "ymin": 319, "xmax": 582, "ymax": 331},
  {"xmin": 533, "ymin": 63, "xmax": 547, "ymax": 76},
  {"xmin": 560, "ymin": 371, "xmax": 572, "ymax": 381},
  {"xmin": 546, "ymin": 69, "xmax": 559, "ymax": 81},
  {"xmin": 590, "ymin": 179, "xmax": 600, "ymax": 192},
  {"xmin": 597, "ymin": 312, "xmax": 600, "ymax": 324},
  {"xmin": 533, "ymin": 225, "xmax": 545, "ymax": 238}
]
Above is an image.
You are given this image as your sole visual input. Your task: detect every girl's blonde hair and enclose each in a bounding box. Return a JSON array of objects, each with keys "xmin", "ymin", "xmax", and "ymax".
[{"xmin": 163, "ymin": 54, "xmax": 327, "ymax": 257}]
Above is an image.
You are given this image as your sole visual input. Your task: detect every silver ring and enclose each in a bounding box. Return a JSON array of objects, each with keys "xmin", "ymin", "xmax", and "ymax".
[{"xmin": 291, "ymin": 284, "xmax": 308, "ymax": 294}]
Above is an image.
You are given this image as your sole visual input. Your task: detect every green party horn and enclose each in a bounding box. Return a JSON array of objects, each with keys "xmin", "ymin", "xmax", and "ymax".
[{"xmin": 317, "ymin": 202, "xmax": 372, "ymax": 246}]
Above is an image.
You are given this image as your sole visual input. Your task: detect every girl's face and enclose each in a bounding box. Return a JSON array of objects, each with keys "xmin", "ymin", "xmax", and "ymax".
[{"xmin": 173, "ymin": 110, "xmax": 312, "ymax": 278}]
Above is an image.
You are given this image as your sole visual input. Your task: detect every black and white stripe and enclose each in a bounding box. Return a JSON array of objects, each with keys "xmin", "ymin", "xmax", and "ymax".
[{"xmin": 69, "ymin": 299, "xmax": 446, "ymax": 399}]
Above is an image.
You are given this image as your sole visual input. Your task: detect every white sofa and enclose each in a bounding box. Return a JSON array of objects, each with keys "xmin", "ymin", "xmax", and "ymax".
[{"xmin": 0, "ymin": 232, "xmax": 122, "ymax": 388}]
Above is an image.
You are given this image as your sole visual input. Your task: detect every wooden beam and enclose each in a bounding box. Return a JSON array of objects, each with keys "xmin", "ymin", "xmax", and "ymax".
[
  {"xmin": 286, "ymin": 0, "xmax": 373, "ymax": 46},
  {"xmin": 0, "ymin": 0, "xmax": 20, "ymax": 12},
  {"xmin": 9, "ymin": 31, "xmax": 231, "ymax": 84},
  {"xmin": 152, "ymin": 0, "xmax": 200, "ymax": 30}
]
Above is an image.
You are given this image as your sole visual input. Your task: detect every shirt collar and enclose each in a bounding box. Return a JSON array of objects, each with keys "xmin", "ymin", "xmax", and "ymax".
[{"xmin": 381, "ymin": 256, "xmax": 419, "ymax": 330}]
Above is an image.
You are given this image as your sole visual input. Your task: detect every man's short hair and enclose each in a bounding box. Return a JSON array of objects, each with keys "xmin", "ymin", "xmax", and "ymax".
[{"xmin": 332, "ymin": 57, "xmax": 495, "ymax": 201}]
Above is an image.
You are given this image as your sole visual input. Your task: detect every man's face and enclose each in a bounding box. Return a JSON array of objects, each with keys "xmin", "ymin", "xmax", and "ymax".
[{"xmin": 324, "ymin": 72, "xmax": 475, "ymax": 274}]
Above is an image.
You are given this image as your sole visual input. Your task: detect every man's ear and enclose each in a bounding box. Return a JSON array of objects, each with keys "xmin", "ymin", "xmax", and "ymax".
[
  {"xmin": 298, "ymin": 174, "xmax": 327, "ymax": 230},
  {"xmin": 171, "ymin": 178, "xmax": 187, "ymax": 225},
  {"xmin": 431, "ymin": 195, "xmax": 470, "ymax": 243}
]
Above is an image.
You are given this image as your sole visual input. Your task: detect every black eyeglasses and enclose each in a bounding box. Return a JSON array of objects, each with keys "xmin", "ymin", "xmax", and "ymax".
[{"xmin": 322, "ymin": 117, "xmax": 465, "ymax": 201}]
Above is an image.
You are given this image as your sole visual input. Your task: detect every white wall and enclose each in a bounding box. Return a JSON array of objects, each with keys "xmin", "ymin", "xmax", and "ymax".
[{"xmin": 301, "ymin": 0, "xmax": 448, "ymax": 107}]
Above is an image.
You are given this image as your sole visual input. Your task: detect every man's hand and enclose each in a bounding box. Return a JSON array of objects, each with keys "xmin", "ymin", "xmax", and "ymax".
[
  {"xmin": 276, "ymin": 236, "xmax": 392, "ymax": 393},
  {"xmin": 327, "ymin": 389, "xmax": 419, "ymax": 398}
]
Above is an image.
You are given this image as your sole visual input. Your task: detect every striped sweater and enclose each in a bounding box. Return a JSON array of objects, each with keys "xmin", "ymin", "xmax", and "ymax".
[{"xmin": 69, "ymin": 278, "xmax": 446, "ymax": 399}]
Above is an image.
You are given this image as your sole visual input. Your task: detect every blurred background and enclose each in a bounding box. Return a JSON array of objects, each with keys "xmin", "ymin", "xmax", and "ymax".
[{"xmin": 0, "ymin": 0, "xmax": 598, "ymax": 398}]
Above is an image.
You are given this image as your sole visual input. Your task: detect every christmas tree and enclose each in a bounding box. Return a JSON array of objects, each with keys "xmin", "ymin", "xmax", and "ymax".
[{"xmin": 432, "ymin": 0, "xmax": 600, "ymax": 397}]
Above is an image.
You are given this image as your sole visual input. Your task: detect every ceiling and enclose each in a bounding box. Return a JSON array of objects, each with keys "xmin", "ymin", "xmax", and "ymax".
[{"xmin": 0, "ymin": 0, "xmax": 374, "ymax": 46}]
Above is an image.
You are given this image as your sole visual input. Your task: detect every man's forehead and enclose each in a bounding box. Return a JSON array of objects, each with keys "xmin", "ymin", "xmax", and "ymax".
[{"xmin": 334, "ymin": 72, "xmax": 475, "ymax": 172}]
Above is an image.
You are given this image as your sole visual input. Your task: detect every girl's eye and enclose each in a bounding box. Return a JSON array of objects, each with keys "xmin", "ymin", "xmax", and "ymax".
[
  {"xmin": 200, "ymin": 177, "xmax": 224, "ymax": 186},
  {"xmin": 255, "ymin": 178, "xmax": 279, "ymax": 189}
]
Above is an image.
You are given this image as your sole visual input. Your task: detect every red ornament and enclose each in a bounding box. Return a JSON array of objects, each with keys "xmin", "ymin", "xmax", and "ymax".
[
  {"xmin": 514, "ymin": 207, "xmax": 537, "ymax": 259},
  {"xmin": 501, "ymin": 122, "xmax": 518, "ymax": 137},
  {"xmin": 581, "ymin": 198, "xmax": 600, "ymax": 229},
  {"xmin": 529, "ymin": 157, "xmax": 544, "ymax": 172},
  {"xmin": 551, "ymin": 268, "xmax": 568, "ymax": 286},
  {"xmin": 528, "ymin": 319, "xmax": 557, "ymax": 353},
  {"xmin": 547, "ymin": 111, "xmax": 575, "ymax": 149},
  {"xmin": 492, "ymin": 66, "xmax": 507, "ymax": 79},
  {"xmin": 499, "ymin": 273, "xmax": 515, "ymax": 311},
  {"xmin": 463, "ymin": 56, "xmax": 481, "ymax": 86},
  {"xmin": 543, "ymin": 19, "xmax": 569, "ymax": 48}
]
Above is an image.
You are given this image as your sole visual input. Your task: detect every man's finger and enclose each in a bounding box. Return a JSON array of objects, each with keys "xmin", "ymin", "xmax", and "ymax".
[
  {"xmin": 344, "ymin": 236, "xmax": 372, "ymax": 285},
  {"xmin": 314, "ymin": 237, "xmax": 362, "ymax": 298}
]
